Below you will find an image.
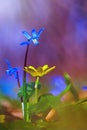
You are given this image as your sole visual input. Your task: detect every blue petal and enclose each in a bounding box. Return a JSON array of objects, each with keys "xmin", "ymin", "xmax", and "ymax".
[
  {"xmin": 11, "ymin": 68, "xmax": 18, "ymax": 74},
  {"xmin": 22, "ymin": 31, "xmax": 31, "ymax": 40},
  {"xmin": 13, "ymin": 71, "xmax": 18, "ymax": 79},
  {"xmin": 6, "ymin": 70, "xmax": 10, "ymax": 74},
  {"xmin": 6, "ymin": 70, "xmax": 12, "ymax": 76},
  {"xmin": 32, "ymin": 39, "xmax": 39, "ymax": 45},
  {"xmin": 37, "ymin": 28, "xmax": 44, "ymax": 37},
  {"xmin": 5, "ymin": 59, "xmax": 19, "ymax": 79},
  {"xmin": 20, "ymin": 41, "xmax": 31, "ymax": 45},
  {"xmin": 32, "ymin": 29, "xmax": 37, "ymax": 38},
  {"xmin": 8, "ymin": 68, "xmax": 18, "ymax": 79},
  {"xmin": 5, "ymin": 59, "xmax": 12, "ymax": 69}
]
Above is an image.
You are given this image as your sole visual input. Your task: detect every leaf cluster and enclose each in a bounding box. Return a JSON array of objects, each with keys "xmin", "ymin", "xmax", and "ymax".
[{"xmin": 17, "ymin": 82, "xmax": 41, "ymax": 100}]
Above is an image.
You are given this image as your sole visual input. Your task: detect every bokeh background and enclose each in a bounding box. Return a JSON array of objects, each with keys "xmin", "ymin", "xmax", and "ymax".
[{"xmin": 0, "ymin": 0, "xmax": 87, "ymax": 98}]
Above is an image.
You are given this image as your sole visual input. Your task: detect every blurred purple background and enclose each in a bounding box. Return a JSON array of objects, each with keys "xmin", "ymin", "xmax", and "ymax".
[{"xmin": 0, "ymin": 0, "xmax": 87, "ymax": 98}]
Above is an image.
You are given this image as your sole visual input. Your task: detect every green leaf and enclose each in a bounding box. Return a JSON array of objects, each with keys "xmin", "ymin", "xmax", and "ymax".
[
  {"xmin": 17, "ymin": 82, "xmax": 41, "ymax": 100},
  {"xmin": 29, "ymin": 84, "xmax": 71, "ymax": 115}
]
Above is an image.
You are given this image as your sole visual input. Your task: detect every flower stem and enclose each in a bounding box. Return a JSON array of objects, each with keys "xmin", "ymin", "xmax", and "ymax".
[
  {"xmin": 34, "ymin": 77, "xmax": 39, "ymax": 104},
  {"xmin": 23, "ymin": 44, "xmax": 30, "ymax": 84},
  {"xmin": 17, "ymin": 71, "xmax": 23, "ymax": 102},
  {"xmin": 70, "ymin": 84, "xmax": 79, "ymax": 101},
  {"xmin": 26, "ymin": 102, "xmax": 31, "ymax": 122},
  {"xmin": 23, "ymin": 81, "xmax": 27, "ymax": 121},
  {"xmin": 16, "ymin": 71, "xmax": 24, "ymax": 117},
  {"xmin": 23, "ymin": 44, "xmax": 30, "ymax": 121}
]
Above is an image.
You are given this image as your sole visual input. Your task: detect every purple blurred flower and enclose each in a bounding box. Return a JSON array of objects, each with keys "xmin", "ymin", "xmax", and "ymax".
[{"xmin": 82, "ymin": 86, "xmax": 87, "ymax": 91}]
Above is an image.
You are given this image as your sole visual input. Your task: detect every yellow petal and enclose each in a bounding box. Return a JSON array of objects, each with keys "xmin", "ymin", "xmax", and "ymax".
[
  {"xmin": 24, "ymin": 66, "xmax": 38, "ymax": 77},
  {"xmin": 24, "ymin": 65, "xmax": 56, "ymax": 77},
  {"xmin": 44, "ymin": 66, "xmax": 56, "ymax": 75},
  {"xmin": 28, "ymin": 66, "xmax": 37, "ymax": 72},
  {"xmin": 37, "ymin": 66, "xmax": 43, "ymax": 73},
  {"xmin": 42, "ymin": 65, "xmax": 49, "ymax": 71},
  {"xmin": 36, "ymin": 67, "xmax": 43, "ymax": 77}
]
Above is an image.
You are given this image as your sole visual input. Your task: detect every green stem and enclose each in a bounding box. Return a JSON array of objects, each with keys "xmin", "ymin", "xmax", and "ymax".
[
  {"xmin": 23, "ymin": 44, "xmax": 30, "ymax": 121},
  {"xmin": 64, "ymin": 73, "xmax": 79, "ymax": 101},
  {"xmin": 56, "ymin": 84, "xmax": 71, "ymax": 99},
  {"xmin": 26, "ymin": 102, "xmax": 31, "ymax": 122},
  {"xmin": 76, "ymin": 97, "xmax": 87, "ymax": 105},
  {"xmin": 23, "ymin": 81, "xmax": 27, "ymax": 120},
  {"xmin": 70, "ymin": 84, "xmax": 79, "ymax": 101},
  {"xmin": 17, "ymin": 71, "xmax": 23, "ymax": 102},
  {"xmin": 16, "ymin": 71, "xmax": 24, "ymax": 117},
  {"xmin": 34, "ymin": 77, "xmax": 39, "ymax": 104}
]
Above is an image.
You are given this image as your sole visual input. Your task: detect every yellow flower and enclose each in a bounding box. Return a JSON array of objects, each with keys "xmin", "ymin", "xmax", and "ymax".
[{"xmin": 24, "ymin": 65, "xmax": 56, "ymax": 77}]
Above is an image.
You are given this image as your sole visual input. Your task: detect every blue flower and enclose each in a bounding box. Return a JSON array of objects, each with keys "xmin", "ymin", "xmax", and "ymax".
[
  {"xmin": 5, "ymin": 59, "xmax": 18, "ymax": 79},
  {"xmin": 20, "ymin": 28, "xmax": 44, "ymax": 46}
]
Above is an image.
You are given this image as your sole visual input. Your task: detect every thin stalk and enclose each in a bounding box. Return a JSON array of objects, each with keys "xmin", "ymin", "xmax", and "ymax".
[
  {"xmin": 17, "ymin": 71, "xmax": 23, "ymax": 102},
  {"xmin": 34, "ymin": 77, "xmax": 39, "ymax": 104},
  {"xmin": 56, "ymin": 84, "xmax": 71, "ymax": 99},
  {"xmin": 64, "ymin": 73, "xmax": 79, "ymax": 101},
  {"xmin": 16, "ymin": 71, "xmax": 24, "ymax": 117},
  {"xmin": 70, "ymin": 83, "xmax": 79, "ymax": 101},
  {"xmin": 23, "ymin": 81, "xmax": 27, "ymax": 120},
  {"xmin": 26, "ymin": 102, "xmax": 31, "ymax": 122},
  {"xmin": 76, "ymin": 97, "xmax": 87, "ymax": 105},
  {"xmin": 23, "ymin": 44, "xmax": 30, "ymax": 121},
  {"xmin": 23, "ymin": 44, "xmax": 30, "ymax": 83}
]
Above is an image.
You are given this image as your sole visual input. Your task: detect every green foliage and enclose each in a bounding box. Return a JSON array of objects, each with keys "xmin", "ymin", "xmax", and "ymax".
[
  {"xmin": 29, "ymin": 84, "xmax": 71, "ymax": 115},
  {"xmin": 29, "ymin": 94, "xmax": 54, "ymax": 115},
  {"xmin": 17, "ymin": 82, "xmax": 41, "ymax": 100},
  {"xmin": 1, "ymin": 103, "xmax": 87, "ymax": 130}
]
